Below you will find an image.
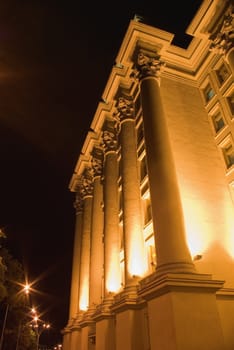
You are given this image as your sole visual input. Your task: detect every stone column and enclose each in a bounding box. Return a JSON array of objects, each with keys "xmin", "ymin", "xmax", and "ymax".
[
  {"xmin": 209, "ymin": 4, "xmax": 234, "ymax": 73},
  {"xmin": 69, "ymin": 193, "xmax": 83, "ymax": 322},
  {"xmin": 78, "ymin": 167, "xmax": 93, "ymax": 311},
  {"xmin": 116, "ymin": 96, "xmax": 146, "ymax": 286},
  {"xmin": 134, "ymin": 50, "xmax": 195, "ymax": 275},
  {"xmin": 102, "ymin": 119, "xmax": 121, "ymax": 296},
  {"xmin": 62, "ymin": 328, "xmax": 71, "ymax": 350},
  {"xmin": 135, "ymin": 49, "xmax": 225, "ymax": 350},
  {"xmin": 89, "ymin": 146, "xmax": 104, "ymax": 308}
]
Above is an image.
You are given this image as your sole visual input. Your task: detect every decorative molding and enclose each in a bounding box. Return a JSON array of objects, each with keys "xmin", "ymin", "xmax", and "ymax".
[
  {"xmin": 80, "ymin": 167, "xmax": 94, "ymax": 197},
  {"xmin": 131, "ymin": 50, "xmax": 166, "ymax": 81},
  {"xmin": 209, "ymin": 4, "xmax": 234, "ymax": 55},
  {"xmin": 115, "ymin": 96, "xmax": 135, "ymax": 122},
  {"xmin": 91, "ymin": 146, "xmax": 104, "ymax": 177},
  {"xmin": 73, "ymin": 193, "xmax": 83, "ymax": 214},
  {"xmin": 101, "ymin": 119, "xmax": 118, "ymax": 152}
]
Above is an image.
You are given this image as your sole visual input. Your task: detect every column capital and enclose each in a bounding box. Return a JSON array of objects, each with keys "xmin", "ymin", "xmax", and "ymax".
[
  {"xmin": 131, "ymin": 49, "xmax": 165, "ymax": 81},
  {"xmin": 74, "ymin": 193, "xmax": 83, "ymax": 214},
  {"xmin": 80, "ymin": 167, "xmax": 94, "ymax": 197},
  {"xmin": 91, "ymin": 145, "xmax": 104, "ymax": 177},
  {"xmin": 101, "ymin": 119, "xmax": 118, "ymax": 153},
  {"xmin": 209, "ymin": 4, "xmax": 234, "ymax": 56},
  {"xmin": 115, "ymin": 96, "xmax": 135, "ymax": 123}
]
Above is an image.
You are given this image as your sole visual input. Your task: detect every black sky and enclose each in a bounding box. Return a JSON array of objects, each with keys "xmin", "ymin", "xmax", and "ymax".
[{"xmin": 0, "ymin": 0, "xmax": 203, "ymax": 345}]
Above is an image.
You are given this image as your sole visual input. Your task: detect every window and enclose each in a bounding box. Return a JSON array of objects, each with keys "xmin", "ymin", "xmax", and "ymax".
[
  {"xmin": 227, "ymin": 93, "xmax": 234, "ymax": 116},
  {"xmin": 140, "ymin": 155, "xmax": 148, "ymax": 182},
  {"xmin": 144, "ymin": 197, "xmax": 152, "ymax": 226},
  {"xmin": 222, "ymin": 142, "xmax": 234, "ymax": 169},
  {"xmin": 212, "ymin": 111, "xmax": 225, "ymax": 133},
  {"xmin": 147, "ymin": 244, "xmax": 156, "ymax": 269},
  {"xmin": 145, "ymin": 237, "xmax": 156, "ymax": 273},
  {"xmin": 120, "ymin": 250, "xmax": 125, "ymax": 288},
  {"xmin": 134, "ymin": 93, "xmax": 141, "ymax": 117},
  {"xmin": 137, "ymin": 122, "xmax": 144, "ymax": 145},
  {"xmin": 204, "ymin": 83, "xmax": 215, "ymax": 103},
  {"xmin": 216, "ymin": 63, "xmax": 231, "ymax": 85}
]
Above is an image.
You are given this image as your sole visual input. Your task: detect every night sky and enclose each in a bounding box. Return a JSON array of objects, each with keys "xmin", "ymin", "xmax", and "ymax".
[{"xmin": 0, "ymin": 0, "xmax": 203, "ymax": 346}]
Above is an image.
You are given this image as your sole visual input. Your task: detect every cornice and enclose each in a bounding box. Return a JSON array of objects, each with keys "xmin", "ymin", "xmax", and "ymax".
[
  {"xmin": 69, "ymin": 0, "xmax": 230, "ymax": 190},
  {"xmin": 69, "ymin": 132, "xmax": 101, "ymax": 192}
]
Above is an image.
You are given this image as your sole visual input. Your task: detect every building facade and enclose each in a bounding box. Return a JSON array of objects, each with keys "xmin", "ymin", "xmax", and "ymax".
[{"xmin": 63, "ymin": 1, "xmax": 234, "ymax": 349}]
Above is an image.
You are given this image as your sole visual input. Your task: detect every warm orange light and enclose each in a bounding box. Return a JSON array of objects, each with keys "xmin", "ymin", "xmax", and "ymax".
[
  {"xmin": 128, "ymin": 238, "xmax": 147, "ymax": 277},
  {"xmin": 182, "ymin": 197, "xmax": 213, "ymax": 257},
  {"xmin": 181, "ymin": 180, "xmax": 234, "ymax": 260},
  {"xmin": 23, "ymin": 283, "xmax": 31, "ymax": 294},
  {"xmin": 223, "ymin": 204, "xmax": 234, "ymax": 258},
  {"xmin": 106, "ymin": 251, "xmax": 121, "ymax": 293},
  {"xmin": 79, "ymin": 280, "xmax": 89, "ymax": 311}
]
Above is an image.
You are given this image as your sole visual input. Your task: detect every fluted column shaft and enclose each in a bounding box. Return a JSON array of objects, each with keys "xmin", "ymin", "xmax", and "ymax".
[
  {"xmin": 69, "ymin": 195, "xmax": 83, "ymax": 319},
  {"xmin": 103, "ymin": 150, "xmax": 121, "ymax": 294},
  {"xmin": 89, "ymin": 175, "xmax": 104, "ymax": 307},
  {"xmin": 117, "ymin": 97, "xmax": 146, "ymax": 285},
  {"xmin": 79, "ymin": 194, "xmax": 93, "ymax": 310},
  {"xmin": 136, "ymin": 52, "xmax": 195, "ymax": 275}
]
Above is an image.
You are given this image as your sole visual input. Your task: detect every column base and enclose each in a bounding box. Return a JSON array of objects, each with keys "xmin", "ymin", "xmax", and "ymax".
[
  {"xmin": 93, "ymin": 296, "xmax": 114, "ymax": 321},
  {"xmin": 139, "ymin": 272, "xmax": 225, "ymax": 350},
  {"xmin": 111, "ymin": 285, "xmax": 144, "ymax": 313},
  {"xmin": 155, "ymin": 260, "xmax": 197, "ymax": 277}
]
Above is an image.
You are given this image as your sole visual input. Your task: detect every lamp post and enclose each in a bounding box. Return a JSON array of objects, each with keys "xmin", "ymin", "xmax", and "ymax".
[
  {"xmin": 31, "ymin": 311, "xmax": 50, "ymax": 350},
  {"xmin": 35, "ymin": 323, "xmax": 50, "ymax": 350},
  {"xmin": 15, "ymin": 283, "xmax": 31, "ymax": 350},
  {"xmin": 0, "ymin": 303, "xmax": 9, "ymax": 350},
  {"xmin": 0, "ymin": 283, "xmax": 31, "ymax": 350}
]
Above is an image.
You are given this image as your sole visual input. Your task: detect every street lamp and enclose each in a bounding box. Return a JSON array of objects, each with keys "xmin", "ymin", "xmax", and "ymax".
[
  {"xmin": 15, "ymin": 283, "xmax": 32, "ymax": 350},
  {"xmin": 31, "ymin": 313, "xmax": 50, "ymax": 350},
  {"xmin": 0, "ymin": 303, "xmax": 9, "ymax": 350},
  {"xmin": 0, "ymin": 283, "xmax": 31, "ymax": 350}
]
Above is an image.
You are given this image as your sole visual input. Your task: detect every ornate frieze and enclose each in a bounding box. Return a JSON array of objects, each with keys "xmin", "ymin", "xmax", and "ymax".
[
  {"xmin": 101, "ymin": 119, "xmax": 118, "ymax": 152},
  {"xmin": 115, "ymin": 96, "xmax": 135, "ymax": 122},
  {"xmin": 131, "ymin": 50, "xmax": 165, "ymax": 81},
  {"xmin": 210, "ymin": 5, "xmax": 234, "ymax": 55}
]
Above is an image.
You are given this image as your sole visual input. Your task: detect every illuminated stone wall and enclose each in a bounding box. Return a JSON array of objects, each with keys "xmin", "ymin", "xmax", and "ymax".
[{"xmin": 63, "ymin": 1, "xmax": 234, "ymax": 349}]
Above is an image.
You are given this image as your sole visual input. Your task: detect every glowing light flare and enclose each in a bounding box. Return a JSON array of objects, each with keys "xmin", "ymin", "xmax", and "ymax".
[
  {"xmin": 128, "ymin": 237, "xmax": 148, "ymax": 277},
  {"xmin": 182, "ymin": 197, "xmax": 213, "ymax": 257},
  {"xmin": 106, "ymin": 252, "xmax": 122, "ymax": 293},
  {"xmin": 79, "ymin": 281, "xmax": 89, "ymax": 311},
  {"xmin": 23, "ymin": 283, "xmax": 30, "ymax": 294}
]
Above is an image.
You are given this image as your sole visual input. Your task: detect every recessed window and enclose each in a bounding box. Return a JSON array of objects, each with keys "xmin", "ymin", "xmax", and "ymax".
[
  {"xmin": 227, "ymin": 93, "xmax": 234, "ymax": 116},
  {"xmin": 204, "ymin": 83, "xmax": 215, "ymax": 103},
  {"xmin": 140, "ymin": 155, "xmax": 148, "ymax": 182},
  {"xmin": 144, "ymin": 198, "xmax": 152, "ymax": 226},
  {"xmin": 134, "ymin": 93, "xmax": 141, "ymax": 117},
  {"xmin": 216, "ymin": 63, "xmax": 230, "ymax": 85},
  {"xmin": 147, "ymin": 244, "xmax": 156, "ymax": 271},
  {"xmin": 137, "ymin": 122, "xmax": 144, "ymax": 145},
  {"xmin": 222, "ymin": 142, "xmax": 234, "ymax": 169},
  {"xmin": 212, "ymin": 111, "xmax": 225, "ymax": 133}
]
